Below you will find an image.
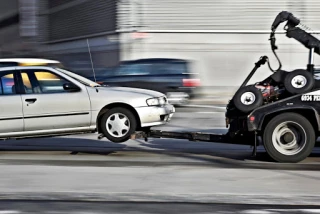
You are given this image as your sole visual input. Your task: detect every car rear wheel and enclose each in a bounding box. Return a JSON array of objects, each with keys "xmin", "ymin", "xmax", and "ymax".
[
  {"xmin": 100, "ymin": 107, "xmax": 137, "ymax": 143},
  {"xmin": 263, "ymin": 113, "xmax": 315, "ymax": 163}
]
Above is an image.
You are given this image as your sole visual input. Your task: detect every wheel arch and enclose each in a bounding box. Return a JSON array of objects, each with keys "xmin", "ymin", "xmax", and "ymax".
[{"xmin": 96, "ymin": 103, "xmax": 141, "ymax": 134}]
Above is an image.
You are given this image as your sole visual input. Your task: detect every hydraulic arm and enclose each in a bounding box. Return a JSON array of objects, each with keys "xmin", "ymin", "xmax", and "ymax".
[{"xmin": 270, "ymin": 11, "xmax": 320, "ymax": 74}]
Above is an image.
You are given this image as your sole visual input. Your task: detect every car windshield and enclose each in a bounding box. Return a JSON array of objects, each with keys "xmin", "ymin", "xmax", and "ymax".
[{"xmin": 55, "ymin": 68, "xmax": 101, "ymax": 87}]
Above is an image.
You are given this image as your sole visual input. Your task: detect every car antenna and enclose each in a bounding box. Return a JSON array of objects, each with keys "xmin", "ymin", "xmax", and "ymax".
[{"xmin": 86, "ymin": 38, "xmax": 98, "ymax": 92}]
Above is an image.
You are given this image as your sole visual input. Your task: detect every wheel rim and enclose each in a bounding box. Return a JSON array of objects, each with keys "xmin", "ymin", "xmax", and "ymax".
[
  {"xmin": 106, "ymin": 113, "xmax": 130, "ymax": 138},
  {"xmin": 291, "ymin": 75, "xmax": 307, "ymax": 88},
  {"xmin": 240, "ymin": 92, "xmax": 256, "ymax": 105},
  {"xmin": 271, "ymin": 121, "xmax": 307, "ymax": 156}
]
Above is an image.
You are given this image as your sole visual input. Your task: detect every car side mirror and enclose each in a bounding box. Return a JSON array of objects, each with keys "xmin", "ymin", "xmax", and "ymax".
[{"xmin": 63, "ymin": 83, "xmax": 80, "ymax": 92}]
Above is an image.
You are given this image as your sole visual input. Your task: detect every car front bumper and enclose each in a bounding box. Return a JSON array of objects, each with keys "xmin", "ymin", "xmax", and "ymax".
[{"xmin": 135, "ymin": 104, "xmax": 175, "ymax": 127}]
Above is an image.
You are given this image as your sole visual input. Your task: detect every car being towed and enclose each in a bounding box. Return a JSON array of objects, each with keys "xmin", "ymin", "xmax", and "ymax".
[{"xmin": 0, "ymin": 66, "xmax": 175, "ymax": 142}]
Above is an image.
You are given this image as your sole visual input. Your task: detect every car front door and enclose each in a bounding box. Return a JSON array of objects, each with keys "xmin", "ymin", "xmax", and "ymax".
[
  {"xmin": 19, "ymin": 68, "xmax": 91, "ymax": 132},
  {"xmin": 0, "ymin": 69, "xmax": 24, "ymax": 135}
]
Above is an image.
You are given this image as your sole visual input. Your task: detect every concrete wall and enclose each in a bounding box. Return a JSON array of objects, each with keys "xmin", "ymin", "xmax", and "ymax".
[{"xmin": 117, "ymin": 0, "xmax": 320, "ymax": 96}]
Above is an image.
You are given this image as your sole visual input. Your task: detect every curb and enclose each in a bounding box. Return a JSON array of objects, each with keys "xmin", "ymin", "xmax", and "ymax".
[{"xmin": 0, "ymin": 193, "xmax": 319, "ymax": 205}]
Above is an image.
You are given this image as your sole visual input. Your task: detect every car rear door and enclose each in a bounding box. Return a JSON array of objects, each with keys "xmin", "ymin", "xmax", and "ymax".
[
  {"xmin": 18, "ymin": 68, "xmax": 91, "ymax": 132},
  {"xmin": 0, "ymin": 69, "xmax": 24, "ymax": 134}
]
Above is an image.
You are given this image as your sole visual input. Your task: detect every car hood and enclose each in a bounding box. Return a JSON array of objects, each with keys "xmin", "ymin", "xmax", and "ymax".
[
  {"xmin": 97, "ymin": 86, "xmax": 165, "ymax": 98},
  {"xmin": 86, "ymin": 86, "xmax": 167, "ymax": 110}
]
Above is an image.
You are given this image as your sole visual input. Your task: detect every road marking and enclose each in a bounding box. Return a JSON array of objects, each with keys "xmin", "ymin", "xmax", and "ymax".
[
  {"xmin": 0, "ymin": 211, "xmax": 21, "ymax": 214},
  {"xmin": 183, "ymin": 104, "xmax": 226, "ymax": 109},
  {"xmin": 241, "ymin": 210, "xmax": 278, "ymax": 214},
  {"xmin": 243, "ymin": 209, "xmax": 320, "ymax": 214},
  {"xmin": 196, "ymin": 112, "xmax": 224, "ymax": 114},
  {"xmin": 289, "ymin": 209, "xmax": 320, "ymax": 213}
]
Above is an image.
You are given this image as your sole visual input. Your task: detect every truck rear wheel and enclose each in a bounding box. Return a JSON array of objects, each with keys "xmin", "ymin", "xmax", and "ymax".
[{"xmin": 263, "ymin": 113, "xmax": 315, "ymax": 163}]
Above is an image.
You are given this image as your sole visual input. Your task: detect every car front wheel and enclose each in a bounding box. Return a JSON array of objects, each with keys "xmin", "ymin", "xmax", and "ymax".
[{"xmin": 100, "ymin": 107, "xmax": 137, "ymax": 143}]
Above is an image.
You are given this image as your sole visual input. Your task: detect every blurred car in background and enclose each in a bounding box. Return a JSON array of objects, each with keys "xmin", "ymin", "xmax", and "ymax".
[
  {"xmin": 0, "ymin": 58, "xmax": 64, "ymax": 68},
  {"xmin": 95, "ymin": 58, "xmax": 200, "ymax": 105}
]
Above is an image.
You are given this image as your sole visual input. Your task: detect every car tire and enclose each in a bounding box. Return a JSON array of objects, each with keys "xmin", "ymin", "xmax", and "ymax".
[
  {"xmin": 233, "ymin": 85, "xmax": 263, "ymax": 113},
  {"xmin": 284, "ymin": 70, "xmax": 315, "ymax": 94},
  {"xmin": 100, "ymin": 107, "xmax": 137, "ymax": 143},
  {"xmin": 263, "ymin": 113, "xmax": 315, "ymax": 163}
]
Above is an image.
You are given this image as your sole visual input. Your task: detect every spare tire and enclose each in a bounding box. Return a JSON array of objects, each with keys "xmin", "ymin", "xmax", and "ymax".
[
  {"xmin": 233, "ymin": 85, "xmax": 263, "ymax": 113},
  {"xmin": 284, "ymin": 70, "xmax": 315, "ymax": 94}
]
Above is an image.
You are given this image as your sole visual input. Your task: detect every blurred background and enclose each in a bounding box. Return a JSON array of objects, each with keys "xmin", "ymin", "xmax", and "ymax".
[
  {"xmin": 0, "ymin": 2, "xmax": 320, "ymax": 213},
  {"xmin": 0, "ymin": 0, "xmax": 320, "ymax": 104}
]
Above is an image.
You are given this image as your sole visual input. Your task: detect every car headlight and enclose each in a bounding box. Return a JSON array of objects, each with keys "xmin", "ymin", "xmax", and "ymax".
[{"xmin": 146, "ymin": 97, "xmax": 167, "ymax": 106}]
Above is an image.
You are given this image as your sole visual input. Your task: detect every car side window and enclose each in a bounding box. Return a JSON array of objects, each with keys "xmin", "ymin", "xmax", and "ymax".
[
  {"xmin": 151, "ymin": 62, "xmax": 187, "ymax": 75},
  {"xmin": 0, "ymin": 77, "xmax": 2, "ymax": 94},
  {"xmin": 21, "ymin": 70, "xmax": 72, "ymax": 94},
  {"xmin": 0, "ymin": 73, "xmax": 16, "ymax": 95},
  {"xmin": 116, "ymin": 63, "xmax": 150, "ymax": 76},
  {"xmin": 21, "ymin": 73, "xmax": 34, "ymax": 94}
]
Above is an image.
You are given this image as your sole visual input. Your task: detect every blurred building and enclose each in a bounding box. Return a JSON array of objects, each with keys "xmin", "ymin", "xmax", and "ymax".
[
  {"xmin": 0, "ymin": 0, "xmax": 320, "ymax": 95},
  {"xmin": 0, "ymin": 0, "xmax": 38, "ymax": 57},
  {"xmin": 37, "ymin": 0, "xmax": 119, "ymax": 76},
  {"xmin": 0, "ymin": 0, "xmax": 119, "ymax": 76},
  {"xmin": 118, "ymin": 0, "xmax": 320, "ymax": 95}
]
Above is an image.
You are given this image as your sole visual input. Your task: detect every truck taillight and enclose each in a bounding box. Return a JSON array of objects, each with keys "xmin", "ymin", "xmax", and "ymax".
[{"xmin": 183, "ymin": 79, "xmax": 200, "ymax": 87}]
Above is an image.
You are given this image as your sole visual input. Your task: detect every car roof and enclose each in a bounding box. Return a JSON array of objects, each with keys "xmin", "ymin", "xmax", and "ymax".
[
  {"xmin": 0, "ymin": 66, "xmax": 57, "ymax": 72},
  {"xmin": 120, "ymin": 58, "xmax": 188, "ymax": 64},
  {"xmin": 0, "ymin": 58, "xmax": 60, "ymax": 64}
]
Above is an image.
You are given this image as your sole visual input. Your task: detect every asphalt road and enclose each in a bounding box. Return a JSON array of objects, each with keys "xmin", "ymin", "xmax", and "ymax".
[
  {"xmin": 0, "ymin": 105, "xmax": 319, "ymax": 211},
  {"xmin": 0, "ymin": 105, "xmax": 319, "ymax": 166},
  {"xmin": 0, "ymin": 201, "xmax": 319, "ymax": 214}
]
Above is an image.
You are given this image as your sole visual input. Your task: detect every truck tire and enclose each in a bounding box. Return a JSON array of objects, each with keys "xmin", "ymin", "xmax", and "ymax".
[
  {"xmin": 233, "ymin": 85, "xmax": 263, "ymax": 113},
  {"xmin": 263, "ymin": 113, "xmax": 315, "ymax": 163},
  {"xmin": 284, "ymin": 70, "xmax": 315, "ymax": 94},
  {"xmin": 100, "ymin": 107, "xmax": 137, "ymax": 143}
]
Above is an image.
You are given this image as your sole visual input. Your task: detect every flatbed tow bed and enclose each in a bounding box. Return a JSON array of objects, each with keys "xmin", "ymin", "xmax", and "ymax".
[{"xmin": 130, "ymin": 11, "xmax": 320, "ymax": 163}]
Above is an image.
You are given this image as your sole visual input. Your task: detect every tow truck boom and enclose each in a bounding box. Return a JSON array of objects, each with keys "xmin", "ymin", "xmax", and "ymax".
[{"xmin": 270, "ymin": 11, "xmax": 320, "ymax": 74}]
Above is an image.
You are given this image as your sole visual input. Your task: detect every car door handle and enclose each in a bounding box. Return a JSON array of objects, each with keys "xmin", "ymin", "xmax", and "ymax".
[{"xmin": 25, "ymin": 98, "xmax": 37, "ymax": 104}]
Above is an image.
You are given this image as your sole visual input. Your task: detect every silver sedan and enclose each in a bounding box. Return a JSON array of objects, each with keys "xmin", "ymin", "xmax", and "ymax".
[{"xmin": 0, "ymin": 66, "xmax": 175, "ymax": 142}]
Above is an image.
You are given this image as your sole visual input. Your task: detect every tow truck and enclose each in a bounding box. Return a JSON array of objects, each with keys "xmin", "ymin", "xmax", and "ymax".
[{"xmin": 130, "ymin": 11, "xmax": 320, "ymax": 163}]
